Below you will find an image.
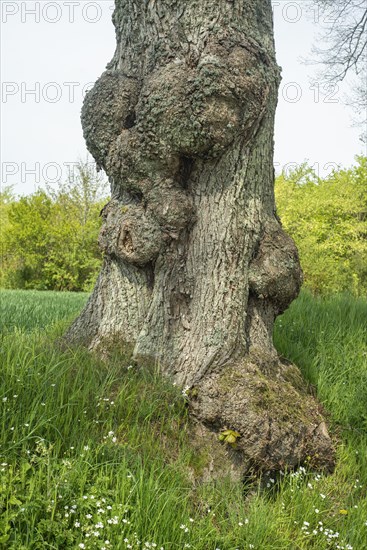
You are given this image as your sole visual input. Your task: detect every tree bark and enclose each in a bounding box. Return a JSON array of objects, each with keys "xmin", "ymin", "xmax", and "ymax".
[{"xmin": 67, "ymin": 0, "xmax": 335, "ymax": 475}]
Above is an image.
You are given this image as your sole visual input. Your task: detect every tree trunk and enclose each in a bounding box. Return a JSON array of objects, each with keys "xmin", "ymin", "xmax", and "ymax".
[{"xmin": 67, "ymin": 0, "xmax": 335, "ymax": 476}]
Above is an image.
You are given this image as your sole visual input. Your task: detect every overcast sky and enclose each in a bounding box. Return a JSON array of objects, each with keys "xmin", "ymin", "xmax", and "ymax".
[{"xmin": 1, "ymin": 1, "xmax": 366, "ymax": 195}]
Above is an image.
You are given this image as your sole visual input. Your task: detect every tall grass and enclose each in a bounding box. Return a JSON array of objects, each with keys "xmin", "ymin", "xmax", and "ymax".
[
  {"xmin": 274, "ymin": 291, "xmax": 367, "ymax": 430},
  {"xmin": 1, "ymin": 289, "xmax": 366, "ymax": 549},
  {"xmin": 0, "ymin": 290, "xmax": 88, "ymax": 333}
]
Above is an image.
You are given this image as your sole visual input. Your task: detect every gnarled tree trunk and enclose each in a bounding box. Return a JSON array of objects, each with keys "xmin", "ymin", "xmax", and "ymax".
[{"xmin": 67, "ymin": 0, "xmax": 335, "ymax": 476}]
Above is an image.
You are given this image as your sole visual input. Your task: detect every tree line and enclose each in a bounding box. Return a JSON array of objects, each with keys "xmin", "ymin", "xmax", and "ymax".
[
  {"xmin": 275, "ymin": 156, "xmax": 367, "ymax": 295},
  {"xmin": 1, "ymin": 157, "xmax": 366, "ymax": 295},
  {"xmin": 0, "ymin": 162, "xmax": 107, "ymax": 292}
]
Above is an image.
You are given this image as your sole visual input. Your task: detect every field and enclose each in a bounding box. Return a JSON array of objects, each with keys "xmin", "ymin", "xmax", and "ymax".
[{"xmin": 1, "ymin": 289, "xmax": 367, "ymax": 549}]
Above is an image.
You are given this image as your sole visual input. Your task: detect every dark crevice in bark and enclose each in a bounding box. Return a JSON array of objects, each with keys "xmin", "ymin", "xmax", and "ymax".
[
  {"xmin": 124, "ymin": 111, "xmax": 136, "ymax": 129},
  {"xmin": 178, "ymin": 156, "xmax": 195, "ymax": 189}
]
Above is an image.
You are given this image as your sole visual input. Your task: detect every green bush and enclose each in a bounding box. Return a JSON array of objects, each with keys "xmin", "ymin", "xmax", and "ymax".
[
  {"xmin": 275, "ymin": 156, "xmax": 367, "ymax": 295},
  {"xmin": 0, "ymin": 162, "xmax": 107, "ymax": 292}
]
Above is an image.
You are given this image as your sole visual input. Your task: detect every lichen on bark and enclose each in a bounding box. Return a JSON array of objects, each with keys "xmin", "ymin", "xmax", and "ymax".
[{"xmin": 67, "ymin": 0, "xmax": 335, "ymax": 477}]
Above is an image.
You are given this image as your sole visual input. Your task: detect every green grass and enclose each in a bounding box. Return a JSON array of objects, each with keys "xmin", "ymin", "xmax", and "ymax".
[
  {"xmin": 1, "ymin": 289, "xmax": 367, "ymax": 549},
  {"xmin": 0, "ymin": 290, "xmax": 88, "ymax": 333}
]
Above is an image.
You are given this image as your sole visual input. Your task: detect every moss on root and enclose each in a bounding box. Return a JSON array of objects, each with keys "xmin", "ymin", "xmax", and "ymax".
[{"xmin": 189, "ymin": 352, "xmax": 336, "ymax": 477}]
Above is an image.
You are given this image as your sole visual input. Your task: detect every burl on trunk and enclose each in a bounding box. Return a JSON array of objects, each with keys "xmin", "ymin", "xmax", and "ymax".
[{"xmin": 67, "ymin": 0, "xmax": 335, "ymax": 477}]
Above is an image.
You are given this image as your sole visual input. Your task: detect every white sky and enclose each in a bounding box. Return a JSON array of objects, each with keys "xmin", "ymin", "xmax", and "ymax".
[{"xmin": 1, "ymin": 0, "xmax": 366, "ymax": 196}]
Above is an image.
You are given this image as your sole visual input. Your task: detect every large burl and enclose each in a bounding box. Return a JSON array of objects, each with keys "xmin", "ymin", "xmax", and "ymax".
[{"xmin": 82, "ymin": 40, "xmax": 270, "ymax": 264}]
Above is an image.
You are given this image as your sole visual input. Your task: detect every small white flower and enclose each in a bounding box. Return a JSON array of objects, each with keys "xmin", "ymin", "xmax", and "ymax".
[
  {"xmin": 74, "ymin": 521, "xmax": 80, "ymax": 527},
  {"xmin": 315, "ymin": 508, "xmax": 319, "ymax": 513},
  {"xmin": 84, "ymin": 445, "xmax": 90, "ymax": 451},
  {"xmin": 78, "ymin": 545, "xmax": 85, "ymax": 549},
  {"xmin": 238, "ymin": 522, "xmax": 243, "ymax": 526}
]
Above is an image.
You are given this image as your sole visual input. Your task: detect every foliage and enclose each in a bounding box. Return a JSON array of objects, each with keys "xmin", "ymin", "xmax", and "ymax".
[
  {"xmin": 2, "ymin": 158, "xmax": 366, "ymax": 296},
  {"xmin": 0, "ymin": 289, "xmax": 367, "ymax": 549},
  {"xmin": 275, "ymin": 157, "xmax": 367, "ymax": 295},
  {"xmin": 218, "ymin": 430, "xmax": 241, "ymax": 446},
  {"xmin": 0, "ymin": 162, "xmax": 108, "ymax": 292}
]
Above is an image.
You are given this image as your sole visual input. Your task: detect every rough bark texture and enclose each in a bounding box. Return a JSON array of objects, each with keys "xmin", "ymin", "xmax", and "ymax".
[{"xmin": 67, "ymin": 0, "xmax": 335, "ymax": 475}]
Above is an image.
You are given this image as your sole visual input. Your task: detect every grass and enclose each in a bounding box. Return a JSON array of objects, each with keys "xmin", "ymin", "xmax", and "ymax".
[
  {"xmin": 0, "ymin": 290, "xmax": 88, "ymax": 333},
  {"xmin": 0, "ymin": 289, "xmax": 367, "ymax": 549}
]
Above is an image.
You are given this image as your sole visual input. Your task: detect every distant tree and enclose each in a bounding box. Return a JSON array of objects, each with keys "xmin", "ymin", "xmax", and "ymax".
[
  {"xmin": 44, "ymin": 162, "xmax": 108, "ymax": 290},
  {"xmin": 310, "ymin": 0, "xmax": 367, "ymax": 139},
  {"xmin": 3, "ymin": 190, "xmax": 53, "ymax": 289},
  {"xmin": 0, "ymin": 162, "xmax": 108, "ymax": 291},
  {"xmin": 0, "ymin": 186, "xmax": 16, "ymax": 288},
  {"xmin": 275, "ymin": 157, "xmax": 367, "ymax": 295}
]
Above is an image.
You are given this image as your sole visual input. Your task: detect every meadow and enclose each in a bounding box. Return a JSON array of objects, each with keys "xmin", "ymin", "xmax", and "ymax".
[{"xmin": 0, "ymin": 289, "xmax": 367, "ymax": 549}]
